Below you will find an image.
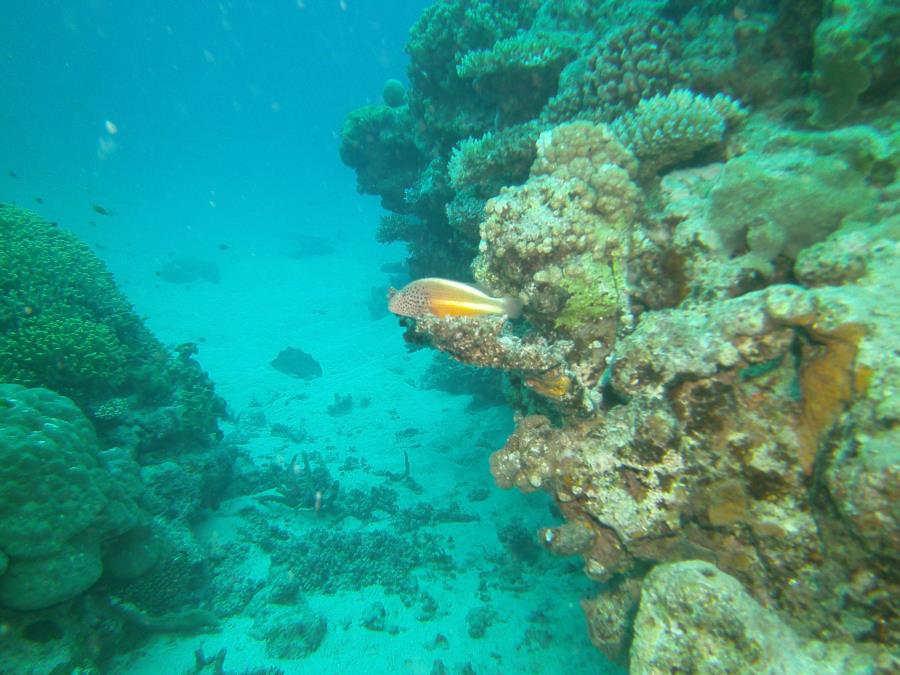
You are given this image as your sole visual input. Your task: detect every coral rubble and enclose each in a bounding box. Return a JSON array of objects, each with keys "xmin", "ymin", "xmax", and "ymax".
[{"xmin": 342, "ymin": 0, "xmax": 900, "ymax": 669}]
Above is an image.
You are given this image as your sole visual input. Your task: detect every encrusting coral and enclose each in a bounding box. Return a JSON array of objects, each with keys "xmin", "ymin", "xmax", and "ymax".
[{"xmin": 630, "ymin": 561, "xmax": 889, "ymax": 673}]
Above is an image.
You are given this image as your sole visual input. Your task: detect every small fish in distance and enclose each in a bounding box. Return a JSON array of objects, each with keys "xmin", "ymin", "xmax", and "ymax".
[
  {"xmin": 92, "ymin": 204, "xmax": 111, "ymax": 215},
  {"xmin": 388, "ymin": 278, "xmax": 522, "ymax": 319}
]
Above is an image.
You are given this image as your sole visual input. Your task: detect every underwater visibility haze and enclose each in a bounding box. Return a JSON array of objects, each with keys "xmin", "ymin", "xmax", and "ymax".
[{"xmin": 1, "ymin": 1, "xmax": 898, "ymax": 673}]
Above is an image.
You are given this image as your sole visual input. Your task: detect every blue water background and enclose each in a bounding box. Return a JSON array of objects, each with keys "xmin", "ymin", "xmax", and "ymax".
[{"xmin": 1, "ymin": 1, "xmax": 428, "ymax": 244}]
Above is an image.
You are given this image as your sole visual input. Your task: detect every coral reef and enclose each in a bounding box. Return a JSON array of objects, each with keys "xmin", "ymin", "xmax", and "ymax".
[
  {"xmin": 346, "ymin": 0, "xmax": 900, "ymax": 668},
  {"xmin": 339, "ymin": 0, "xmax": 832, "ymax": 276},
  {"xmin": 0, "ymin": 205, "xmax": 226, "ymax": 455},
  {"xmin": 0, "ymin": 210, "xmax": 232, "ymax": 671}
]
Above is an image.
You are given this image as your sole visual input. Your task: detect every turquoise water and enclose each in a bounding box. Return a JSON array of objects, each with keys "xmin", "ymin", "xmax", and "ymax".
[{"xmin": 1, "ymin": 1, "xmax": 897, "ymax": 673}]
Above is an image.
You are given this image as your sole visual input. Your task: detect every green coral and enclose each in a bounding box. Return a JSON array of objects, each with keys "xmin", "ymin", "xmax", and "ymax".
[
  {"xmin": 456, "ymin": 31, "xmax": 579, "ymax": 80},
  {"xmin": 456, "ymin": 31, "xmax": 580, "ymax": 122},
  {"xmin": 0, "ymin": 205, "xmax": 224, "ymax": 454},
  {"xmin": 0, "ymin": 204, "xmax": 148, "ymax": 405},
  {"xmin": 0, "ymin": 314, "xmax": 130, "ymax": 401},
  {"xmin": 810, "ymin": 0, "xmax": 900, "ymax": 127},
  {"xmin": 611, "ymin": 89, "xmax": 745, "ymax": 176},
  {"xmin": 338, "ymin": 104, "xmax": 427, "ymax": 213},
  {"xmin": 0, "ymin": 384, "xmax": 146, "ymax": 610},
  {"xmin": 381, "ymin": 79, "xmax": 407, "ymax": 108}
]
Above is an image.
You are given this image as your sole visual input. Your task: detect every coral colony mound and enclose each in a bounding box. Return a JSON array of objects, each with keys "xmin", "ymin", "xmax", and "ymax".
[
  {"xmin": 341, "ymin": 0, "xmax": 900, "ymax": 672},
  {"xmin": 0, "ymin": 204, "xmax": 234, "ymax": 668}
]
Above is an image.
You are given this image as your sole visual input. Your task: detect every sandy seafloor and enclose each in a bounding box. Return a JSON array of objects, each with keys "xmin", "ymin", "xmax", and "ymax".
[{"xmin": 41, "ymin": 192, "xmax": 617, "ymax": 675}]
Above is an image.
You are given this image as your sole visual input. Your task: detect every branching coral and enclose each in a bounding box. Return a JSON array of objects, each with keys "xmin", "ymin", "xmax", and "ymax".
[
  {"xmin": 456, "ymin": 31, "xmax": 580, "ymax": 122},
  {"xmin": 0, "ymin": 313, "xmax": 130, "ymax": 401},
  {"xmin": 611, "ymin": 89, "xmax": 746, "ymax": 176},
  {"xmin": 0, "ymin": 205, "xmax": 225, "ymax": 456},
  {"xmin": 544, "ymin": 19, "xmax": 687, "ymax": 124},
  {"xmin": 0, "ymin": 204, "xmax": 144, "ymax": 405}
]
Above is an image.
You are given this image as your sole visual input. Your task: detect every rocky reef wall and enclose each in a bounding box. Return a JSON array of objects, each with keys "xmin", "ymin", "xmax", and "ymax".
[{"xmin": 341, "ymin": 0, "xmax": 900, "ymax": 670}]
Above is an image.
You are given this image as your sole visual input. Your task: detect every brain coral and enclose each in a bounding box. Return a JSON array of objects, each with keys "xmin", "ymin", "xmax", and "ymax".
[{"xmin": 0, "ymin": 384, "xmax": 145, "ymax": 610}]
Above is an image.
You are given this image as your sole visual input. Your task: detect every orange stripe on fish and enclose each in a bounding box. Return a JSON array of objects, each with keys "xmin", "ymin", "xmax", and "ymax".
[{"xmin": 388, "ymin": 278, "xmax": 522, "ymax": 319}]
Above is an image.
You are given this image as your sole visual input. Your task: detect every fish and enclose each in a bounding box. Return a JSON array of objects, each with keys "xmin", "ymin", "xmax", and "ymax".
[
  {"xmin": 8, "ymin": 170, "xmax": 19, "ymax": 179},
  {"xmin": 525, "ymin": 369, "xmax": 573, "ymax": 399},
  {"xmin": 388, "ymin": 278, "xmax": 522, "ymax": 319},
  {"xmin": 92, "ymin": 204, "xmax": 111, "ymax": 215}
]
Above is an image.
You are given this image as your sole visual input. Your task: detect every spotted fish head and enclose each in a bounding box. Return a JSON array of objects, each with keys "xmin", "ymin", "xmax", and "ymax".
[{"xmin": 388, "ymin": 284, "xmax": 432, "ymax": 317}]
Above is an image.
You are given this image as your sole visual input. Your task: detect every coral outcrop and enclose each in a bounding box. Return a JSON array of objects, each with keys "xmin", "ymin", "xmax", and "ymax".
[
  {"xmin": 345, "ymin": 0, "xmax": 900, "ymax": 669},
  {"xmin": 810, "ymin": 0, "xmax": 900, "ymax": 127},
  {"xmin": 0, "ymin": 385, "xmax": 148, "ymax": 610},
  {"xmin": 474, "ymin": 121, "xmax": 638, "ymax": 344},
  {"xmin": 630, "ymin": 561, "xmax": 888, "ymax": 673},
  {"xmin": 0, "ymin": 205, "xmax": 225, "ymax": 456},
  {"xmin": 0, "ymin": 210, "xmax": 233, "ymax": 671}
]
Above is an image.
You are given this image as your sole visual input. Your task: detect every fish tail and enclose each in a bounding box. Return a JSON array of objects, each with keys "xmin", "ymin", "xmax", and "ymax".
[{"xmin": 501, "ymin": 296, "xmax": 523, "ymax": 319}]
